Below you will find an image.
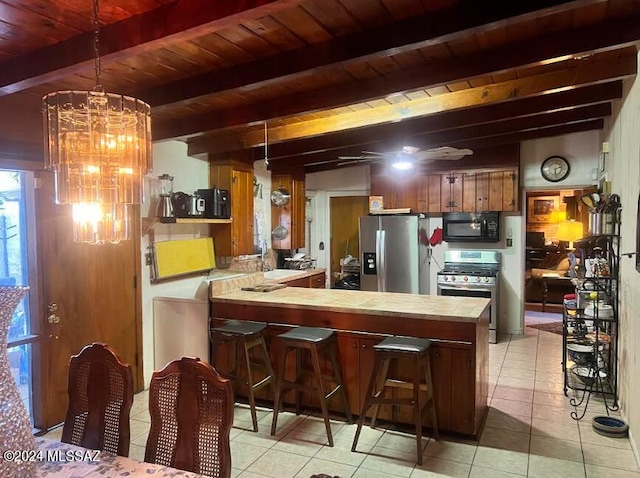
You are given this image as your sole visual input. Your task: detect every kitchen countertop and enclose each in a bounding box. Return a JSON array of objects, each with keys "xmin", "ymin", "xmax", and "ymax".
[
  {"xmin": 212, "ymin": 287, "xmax": 489, "ymax": 323},
  {"xmin": 209, "ymin": 268, "xmax": 325, "ymax": 296},
  {"xmin": 264, "ymin": 268, "xmax": 325, "ymax": 281}
]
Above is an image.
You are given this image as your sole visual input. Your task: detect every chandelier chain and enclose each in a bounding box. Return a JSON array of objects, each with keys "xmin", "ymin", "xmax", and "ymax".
[{"xmin": 93, "ymin": 0, "xmax": 103, "ymax": 91}]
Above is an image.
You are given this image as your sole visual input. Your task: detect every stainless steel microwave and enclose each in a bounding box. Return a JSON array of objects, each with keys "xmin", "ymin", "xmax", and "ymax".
[{"xmin": 442, "ymin": 212, "xmax": 500, "ymax": 243}]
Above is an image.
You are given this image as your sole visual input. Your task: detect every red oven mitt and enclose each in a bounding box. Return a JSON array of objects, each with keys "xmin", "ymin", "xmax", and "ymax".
[{"xmin": 429, "ymin": 227, "xmax": 443, "ymax": 246}]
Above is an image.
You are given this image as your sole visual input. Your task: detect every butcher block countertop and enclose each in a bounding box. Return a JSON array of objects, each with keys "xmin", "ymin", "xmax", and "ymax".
[{"xmin": 212, "ymin": 287, "xmax": 489, "ymax": 323}]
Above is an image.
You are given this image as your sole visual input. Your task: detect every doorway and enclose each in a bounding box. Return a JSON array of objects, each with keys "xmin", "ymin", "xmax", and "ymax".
[
  {"xmin": 524, "ymin": 187, "xmax": 595, "ymax": 313},
  {"xmin": 1, "ymin": 169, "xmax": 39, "ymax": 425},
  {"xmin": 329, "ymin": 196, "xmax": 368, "ymax": 287}
]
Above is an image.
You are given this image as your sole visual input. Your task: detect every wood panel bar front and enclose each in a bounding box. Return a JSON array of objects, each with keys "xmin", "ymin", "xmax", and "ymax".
[{"xmin": 211, "ymin": 288, "xmax": 489, "ymax": 438}]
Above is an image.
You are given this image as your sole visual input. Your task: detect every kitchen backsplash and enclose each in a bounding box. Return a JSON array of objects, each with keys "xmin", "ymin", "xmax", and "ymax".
[{"xmin": 216, "ymin": 248, "xmax": 277, "ymax": 272}]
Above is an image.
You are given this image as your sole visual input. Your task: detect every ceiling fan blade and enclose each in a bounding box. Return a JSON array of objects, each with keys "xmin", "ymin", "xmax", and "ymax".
[
  {"xmin": 337, "ymin": 155, "xmax": 380, "ymax": 160},
  {"xmin": 337, "ymin": 159, "xmax": 373, "ymax": 166},
  {"xmin": 304, "ymin": 159, "xmax": 342, "ymax": 166},
  {"xmin": 416, "ymin": 146, "xmax": 474, "ymax": 161},
  {"xmin": 360, "ymin": 151, "xmax": 388, "ymax": 156}
]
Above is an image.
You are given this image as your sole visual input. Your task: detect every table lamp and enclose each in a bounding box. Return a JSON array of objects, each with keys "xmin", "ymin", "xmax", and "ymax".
[
  {"xmin": 557, "ymin": 220, "xmax": 584, "ymax": 250},
  {"xmin": 549, "ymin": 210, "xmax": 567, "ymax": 223}
]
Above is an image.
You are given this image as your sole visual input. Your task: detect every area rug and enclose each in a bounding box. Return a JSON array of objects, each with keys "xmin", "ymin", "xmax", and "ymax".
[{"xmin": 527, "ymin": 321, "xmax": 563, "ymax": 335}]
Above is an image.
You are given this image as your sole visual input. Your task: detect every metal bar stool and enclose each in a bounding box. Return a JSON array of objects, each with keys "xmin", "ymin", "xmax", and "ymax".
[
  {"xmin": 270, "ymin": 326, "xmax": 353, "ymax": 446},
  {"xmin": 351, "ymin": 336, "xmax": 439, "ymax": 465},
  {"xmin": 209, "ymin": 320, "xmax": 275, "ymax": 432}
]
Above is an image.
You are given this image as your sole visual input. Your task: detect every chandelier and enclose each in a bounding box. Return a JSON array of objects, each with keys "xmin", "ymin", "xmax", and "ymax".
[{"xmin": 42, "ymin": 0, "xmax": 152, "ymax": 244}]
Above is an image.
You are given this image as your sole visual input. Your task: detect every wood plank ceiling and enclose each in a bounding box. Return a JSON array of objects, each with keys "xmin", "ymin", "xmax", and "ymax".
[{"xmin": 0, "ymin": 0, "xmax": 638, "ymax": 173}]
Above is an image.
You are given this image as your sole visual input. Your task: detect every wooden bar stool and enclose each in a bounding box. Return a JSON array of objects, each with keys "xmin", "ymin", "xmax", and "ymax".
[
  {"xmin": 351, "ymin": 336, "xmax": 439, "ymax": 465},
  {"xmin": 270, "ymin": 326, "xmax": 353, "ymax": 446},
  {"xmin": 210, "ymin": 320, "xmax": 275, "ymax": 432}
]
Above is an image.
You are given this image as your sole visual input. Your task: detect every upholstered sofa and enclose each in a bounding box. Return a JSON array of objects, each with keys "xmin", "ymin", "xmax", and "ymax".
[{"xmin": 524, "ymin": 252, "xmax": 574, "ymax": 304}]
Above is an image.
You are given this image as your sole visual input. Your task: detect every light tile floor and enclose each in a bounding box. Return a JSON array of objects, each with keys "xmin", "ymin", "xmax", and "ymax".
[{"xmin": 44, "ymin": 311, "xmax": 640, "ymax": 477}]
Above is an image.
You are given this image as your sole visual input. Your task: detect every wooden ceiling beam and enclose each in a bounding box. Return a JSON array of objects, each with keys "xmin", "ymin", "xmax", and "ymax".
[
  {"xmin": 152, "ymin": 6, "xmax": 640, "ymax": 140},
  {"xmin": 187, "ymin": 54, "xmax": 634, "ymax": 157},
  {"xmin": 271, "ymin": 104, "xmax": 610, "ymax": 171},
  {"xmin": 141, "ymin": 0, "xmax": 593, "ymax": 108},
  {"xmin": 260, "ymin": 82, "xmax": 622, "ymax": 159},
  {"xmin": 449, "ymin": 120, "xmax": 605, "ymax": 152},
  {"xmin": 0, "ymin": 0, "xmax": 307, "ymax": 95}
]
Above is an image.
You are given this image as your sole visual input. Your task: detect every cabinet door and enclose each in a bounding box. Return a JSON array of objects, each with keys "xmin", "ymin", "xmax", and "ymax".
[
  {"xmin": 283, "ymin": 276, "xmax": 309, "ymax": 288},
  {"xmin": 210, "ymin": 161, "xmax": 254, "ymax": 256},
  {"xmin": 423, "ymin": 174, "xmax": 443, "ymax": 213},
  {"xmin": 371, "ymin": 174, "xmax": 418, "ymax": 211},
  {"xmin": 335, "ymin": 334, "xmax": 379, "ymax": 419},
  {"xmin": 487, "ymin": 168, "xmax": 519, "ymax": 212},
  {"xmin": 449, "ymin": 346, "xmax": 476, "ymax": 434},
  {"xmin": 231, "ymin": 168, "xmax": 255, "ymax": 255},
  {"xmin": 272, "ymin": 174, "xmax": 305, "ymax": 250},
  {"xmin": 461, "ymin": 172, "xmax": 480, "ymax": 212},
  {"xmin": 475, "ymin": 172, "xmax": 490, "ymax": 212},
  {"xmin": 429, "ymin": 344, "xmax": 452, "ymax": 432},
  {"xmin": 309, "ymin": 272, "xmax": 326, "ymax": 288},
  {"xmin": 291, "ymin": 177, "xmax": 306, "ymax": 249},
  {"xmin": 337, "ymin": 335, "xmax": 361, "ymax": 416},
  {"xmin": 441, "ymin": 172, "xmax": 462, "ymax": 212}
]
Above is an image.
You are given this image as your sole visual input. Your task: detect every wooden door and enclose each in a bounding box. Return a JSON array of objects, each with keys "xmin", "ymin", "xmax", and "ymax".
[
  {"xmin": 419, "ymin": 174, "xmax": 443, "ymax": 213},
  {"xmin": 329, "ymin": 196, "xmax": 369, "ymax": 283},
  {"xmin": 475, "ymin": 172, "xmax": 490, "ymax": 212},
  {"xmin": 231, "ymin": 167, "xmax": 254, "ymax": 255},
  {"xmin": 462, "ymin": 172, "xmax": 479, "ymax": 212},
  {"xmin": 290, "ymin": 177, "xmax": 306, "ymax": 249},
  {"xmin": 487, "ymin": 168, "xmax": 519, "ymax": 212},
  {"xmin": 35, "ymin": 171, "xmax": 142, "ymax": 429}
]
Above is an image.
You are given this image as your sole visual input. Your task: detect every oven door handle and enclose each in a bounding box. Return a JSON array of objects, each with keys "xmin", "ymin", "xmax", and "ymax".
[{"xmin": 437, "ymin": 284, "xmax": 495, "ymax": 293}]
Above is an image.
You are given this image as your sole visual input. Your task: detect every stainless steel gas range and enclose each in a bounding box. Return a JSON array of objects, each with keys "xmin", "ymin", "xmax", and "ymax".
[{"xmin": 437, "ymin": 250, "xmax": 501, "ymax": 343}]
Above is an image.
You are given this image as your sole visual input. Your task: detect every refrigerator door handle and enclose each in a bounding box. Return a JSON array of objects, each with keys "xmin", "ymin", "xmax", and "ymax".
[
  {"xmin": 375, "ymin": 230, "xmax": 382, "ymax": 291},
  {"xmin": 379, "ymin": 229, "xmax": 386, "ymax": 291}
]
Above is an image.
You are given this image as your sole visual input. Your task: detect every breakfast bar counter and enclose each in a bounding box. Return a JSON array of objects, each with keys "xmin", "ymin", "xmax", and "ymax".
[{"xmin": 211, "ymin": 288, "xmax": 490, "ymax": 437}]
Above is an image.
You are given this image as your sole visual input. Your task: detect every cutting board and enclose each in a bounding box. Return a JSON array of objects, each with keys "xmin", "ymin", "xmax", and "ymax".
[
  {"xmin": 241, "ymin": 283, "xmax": 287, "ymax": 292},
  {"xmin": 154, "ymin": 237, "xmax": 215, "ymax": 280}
]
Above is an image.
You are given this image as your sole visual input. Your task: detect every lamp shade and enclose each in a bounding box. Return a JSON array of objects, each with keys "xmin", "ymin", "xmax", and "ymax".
[
  {"xmin": 557, "ymin": 220, "xmax": 584, "ymax": 243},
  {"xmin": 549, "ymin": 210, "xmax": 567, "ymax": 224}
]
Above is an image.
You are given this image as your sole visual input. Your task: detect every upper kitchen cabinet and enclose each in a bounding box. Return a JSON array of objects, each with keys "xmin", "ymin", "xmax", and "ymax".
[
  {"xmin": 486, "ymin": 168, "xmax": 519, "ymax": 212},
  {"xmin": 209, "ymin": 157, "xmax": 255, "ymax": 256},
  {"xmin": 271, "ymin": 173, "xmax": 306, "ymax": 250},
  {"xmin": 370, "ymin": 173, "xmax": 420, "ymax": 212},
  {"xmin": 451, "ymin": 168, "xmax": 519, "ymax": 213},
  {"xmin": 372, "ymin": 167, "xmax": 519, "ymax": 213}
]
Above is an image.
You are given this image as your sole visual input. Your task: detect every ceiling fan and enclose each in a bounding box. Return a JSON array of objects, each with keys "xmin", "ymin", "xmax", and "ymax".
[
  {"xmin": 315, "ymin": 146, "xmax": 473, "ymax": 169},
  {"xmin": 337, "ymin": 146, "xmax": 473, "ymax": 169}
]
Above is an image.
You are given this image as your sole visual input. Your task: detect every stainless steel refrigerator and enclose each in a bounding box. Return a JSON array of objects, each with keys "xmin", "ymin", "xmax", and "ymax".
[{"xmin": 359, "ymin": 215, "xmax": 431, "ymax": 294}]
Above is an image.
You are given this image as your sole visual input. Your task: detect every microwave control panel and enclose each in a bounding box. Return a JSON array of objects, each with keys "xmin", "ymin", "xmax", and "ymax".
[{"xmin": 487, "ymin": 218, "xmax": 499, "ymax": 239}]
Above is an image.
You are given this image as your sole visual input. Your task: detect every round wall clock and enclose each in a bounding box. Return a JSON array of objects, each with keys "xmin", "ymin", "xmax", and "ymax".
[{"xmin": 541, "ymin": 155, "xmax": 570, "ymax": 182}]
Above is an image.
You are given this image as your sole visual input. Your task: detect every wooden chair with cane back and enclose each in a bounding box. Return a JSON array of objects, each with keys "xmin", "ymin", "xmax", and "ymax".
[
  {"xmin": 144, "ymin": 356, "xmax": 234, "ymax": 478},
  {"xmin": 61, "ymin": 342, "xmax": 134, "ymax": 456}
]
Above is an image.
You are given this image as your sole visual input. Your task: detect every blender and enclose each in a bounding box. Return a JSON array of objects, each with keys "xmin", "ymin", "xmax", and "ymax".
[{"xmin": 157, "ymin": 174, "xmax": 174, "ymax": 219}]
